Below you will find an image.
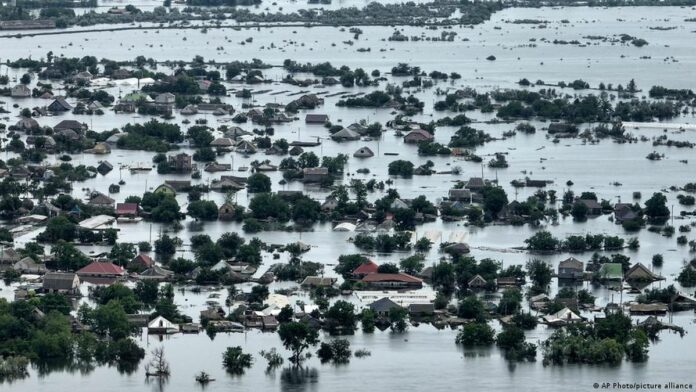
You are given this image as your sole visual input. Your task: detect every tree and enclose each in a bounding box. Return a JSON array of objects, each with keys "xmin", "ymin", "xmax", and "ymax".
[
  {"xmin": 388, "ymin": 160, "xmax": 414, "ymax": 177},
  {"xmin": 222, "ymin": 346, "xmax": 253, "ymax": 374},
  {"xmin": 324, "ymin": 300, "xmax": 356, "ymax": 333},
  {"xmin": 399, "ymin": 254, "xmax": 425, "ymax": 275},
  {"xmin": 360, "ymin": 308, "xmax": 376, "ymax": 333},
  {"xmin": 458, "ymin": 296, "xmax": 485, "ymax": 321},
  {"xmin": 334, "ymin": 254, "xmax": 368, "ymax": 277},
  {"xmin": 110, "ymin": 243, "xmax": 137, "ymax": 267},
  {"xmin": 187, "ymin": 200, "xmax": 218, "ymax": 220},
  {"xmin": 524, "ymin": 231, "xmax": 559, "ymax": 251},
  {"xmin": 496, "ymin": 325, "xmax": 525, "ymax": 350},
  {"xmin": 134, "ymin": 280, "xmax": 159, "ymax": 304},
  {"xmin": 456, "ymin": 322, "xmax": 495, "ymax": 346},
  {"xmin": 571, "ymin": 201, "xmax": 588, "ymax": 221},
  {"xmin": 154, "ymin": 235, "xmax": 178, "ymax": 261},
  {"xmin": 481, "ymin": 186, "xmax": 508, "ymax": 218},
  {"xmin": 526, "ymin": 259, "xmax": 552, "ymax": 289},
  {"xmin": 20, "ymin": 73, "xmax": 31, "ymax": 85},
  {"xmin": 317, "ymin": 339, "xmax": 351, "ymax": 364},
  {"xmin": 377, "ymin": 263, "xmax": 399, "ymax": 274},
  {"xmin": 389, "ymin": 307, "xmax": 408, "ymax": 333},
  {"xmin": 247, "ymin": 173, "xmax": 271, "ymax": 193},
  {"xmin": 644, "ymin": 192, "xmax": 669, "ymax": 222},
  {"xmin": 278, "ymin": 321, "xmax": 319, "ymax": 364},
  {"xmin": 50, "ymin": 241, "xmax": 90, "ymax": 271}
]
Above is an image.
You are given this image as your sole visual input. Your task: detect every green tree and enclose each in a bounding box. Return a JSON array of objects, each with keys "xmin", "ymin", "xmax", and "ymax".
[
  {"xmin": 222, "ymin": 346, "xmax": 253, "ymax": 374},
  {"xmin": 247, "ymin": 173, "xmax": 271, "ymax": 193},
  {"xmin": 278, "ymin": 321, "xmax": 320, "ymax": 364}
]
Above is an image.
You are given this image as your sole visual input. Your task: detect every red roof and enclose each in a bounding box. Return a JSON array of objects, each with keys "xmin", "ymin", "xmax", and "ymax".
[
  {"xmin": 352, "ymin": 261, "xmax": 379, "ymax": 275},
  {"xmin": 361, "ymin": 273, "xmax": 422, "ymax": 283},
  {"xmin": 116, "ymin": 202, "xmax": 138, "ymax": 215},
  {"xmin": 132, "ymin": 254, "xmax": 153, "ymax": 268},
  {"xmin": 77, "ymin": 261, "xmax": 125, "ymax": 276}
]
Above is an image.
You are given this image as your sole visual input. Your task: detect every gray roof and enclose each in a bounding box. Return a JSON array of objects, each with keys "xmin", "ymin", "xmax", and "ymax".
[
  {"xmin": 369, "ymin": 297, "xmax": 401, "ymax": 313},
  {"xmin": 43, "ymin": 272, "xmax": 79, "ymax": 291}
]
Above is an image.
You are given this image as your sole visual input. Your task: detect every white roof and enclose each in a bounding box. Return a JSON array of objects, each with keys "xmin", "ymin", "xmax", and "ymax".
[
  {"xmin": 333, "ymin": 222, "xmax": 356, "ymax": 232},
  {"xmin": 78, "ymin": 215, "xmax": 116, "ymax": 230},
  {"xmin": 354, "ymin": 290, "xmax": 436, "ymax": 307},
  {"xmin": 264, "ymin": 293, "xmax": 289, "ymax": 309},
  {"xmin": 148, "ymin": 315, "xmax": 177, "ymax": 329}
]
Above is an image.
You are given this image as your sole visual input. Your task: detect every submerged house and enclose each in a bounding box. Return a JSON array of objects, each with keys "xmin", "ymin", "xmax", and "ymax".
[
  {"xmin": 48, "ymin": 97, "xmax": 72, "ymax": 112},
  {"xmin": 624, "ymin": 263, "xmax": 662, "ymax": 282},
  {"xmin": 558, "ymin": 257, "xmax": 584, "ymax": 280}
]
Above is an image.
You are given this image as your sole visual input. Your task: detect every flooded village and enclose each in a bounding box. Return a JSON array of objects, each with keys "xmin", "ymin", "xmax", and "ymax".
[{"xmin": 1, "ymin": 0, "xmax": 696, "ymax": 391}]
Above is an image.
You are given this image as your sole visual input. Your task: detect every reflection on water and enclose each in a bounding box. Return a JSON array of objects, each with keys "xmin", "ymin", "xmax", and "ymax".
[{"xmin": 280, "ymin": 366, "xmax": 319, "ymax": 392}]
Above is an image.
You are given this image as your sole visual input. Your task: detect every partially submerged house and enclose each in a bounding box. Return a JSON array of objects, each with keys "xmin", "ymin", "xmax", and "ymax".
[
  {"xmin": 369, "ymin": 297, "xmax": 402, "ymax": 317},
  {"xmin": 361, "ymin": 273, "xmax": 423, "ymax": 289},
  {"xmin": 42, "ymin": 272, "xmax": 80, "ymax": 294},
  {"xmin": 76, "ymin": 261, "xmax": 126, "ymax": 278},
  {"xmin": 148, "ymin": 316, "xmax": 179, "ymax": 334}
]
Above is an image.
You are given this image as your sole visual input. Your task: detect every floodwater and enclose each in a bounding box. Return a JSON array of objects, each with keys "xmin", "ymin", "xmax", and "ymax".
[{"xmin": 1, "ymin": 5, "xmax": 696, "ymax": 391}]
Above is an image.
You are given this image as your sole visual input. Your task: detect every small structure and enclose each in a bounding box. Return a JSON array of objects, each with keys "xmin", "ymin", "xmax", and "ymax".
[
  {"xmin": 168, "ymin": 153, "xmax": 193, "ymax": 173},
  {"xmin": 14, "ymin": 257, "xmax": 47, "ymax": 274},
  {"xmin": 88, "ymin": 192, "xmax": 115, "ymax": 209},
  {"xmin": 467, "ymin": 274, "xmax": 488, "ymax": 289},
  {"xmin": 614, "ymin": 203, "xmax": 638, "ymax": 224},
  {"xmin": 558, "ymin": 257, "xmax": 584, "ymax": 280},
  {"xmin": 210, "ymin": 137, "xmax": 234, "ymax": 148},
  {"xmin": 262, "ymin": 315, "xmax": 279, "ymax": 330},
  {"xmin": 42, "ymin": 272, "xmax": 80, "ymax": 294},
  {"xmin": 577, "ymin": 198, "xmax": 602, "ymax": 215},
  {"xmin": 138, "ymin": 265, "xmax": 174, "ymax": 281},
  {"xmin": 148, "ymin": 316, "xmax": 179, "ymax": 334},
  {"xmin": 97, "ymin": 161, "xmax": 113, "ymax": 175},
  {"xmin": 154, "ymin": 183, "xmax": 176, "ymax": 196},
  {"xmin": 448, "ymin": 188, "xmax": 472, "ymax": 202},
  {"xmin": 404, "ymin": 129, "xmax": 433, "ymax": 143},
  {"xmin": 408, "ymin": 303, "xmax": 435, "ymax": 317},
  {"xmin": 353, "ymin": 146, "xmax": 374, "ymax": 158},
  {"xmin": 10, "ymin": 84, "xmax": 31, "ymax": 98},
  {"xmin": 331, "ymin": 128, "xmax": 360, "ymax": 141},
  {"xmin": 155, "ymin": 93, "xmax": 176, "ymax": 105},
  {"xmin": 629, "ymin": 303, "xmax": 668, "ymax": 315},
  {"xmin": 305, "ymin": 114, "xmax": 329, "ymax": 124},
  {"xmin": 543, "ymin": 307, "xmax": 583, "ymax": 326},
  {"xmin": 218, "ymin": 202, "xmax": 236, "ymax": 220},
  {"xmin": 116, "ymin": 203, "xmax": 139, "ymax": 218},
  {"xmin": 130, "ymin": 254, "xmax": 154, "ymax": 270},
  {"xmin": 301, "ymin": 276, "xmax": 337, "ymax": 288},
  {"xmin": 54, "ymin": 120, "xmax": 86, "ymax": 133},
  {"xmin": 303, "ymin": 167, "xmax": 330, "ymax": 183}
]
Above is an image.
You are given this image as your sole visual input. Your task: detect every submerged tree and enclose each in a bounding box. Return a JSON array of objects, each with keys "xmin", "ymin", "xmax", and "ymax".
[{"xmin": 145, "ymin": 347, "xmax": 170, "ymax": 377}]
